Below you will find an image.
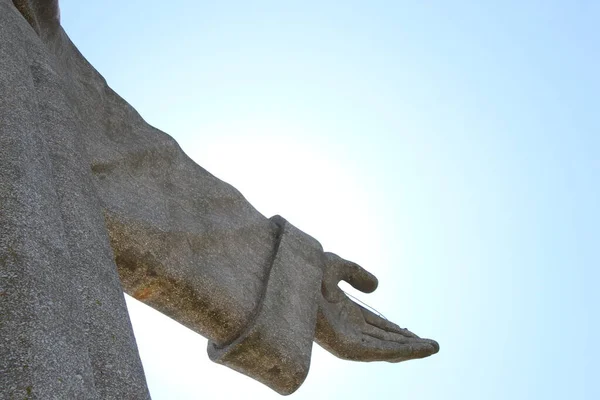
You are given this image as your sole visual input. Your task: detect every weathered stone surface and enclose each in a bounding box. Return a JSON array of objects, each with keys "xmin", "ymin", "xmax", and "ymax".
[{"xmin": 0, "ymin": 1, "xmax": 438, "ymax": 398}]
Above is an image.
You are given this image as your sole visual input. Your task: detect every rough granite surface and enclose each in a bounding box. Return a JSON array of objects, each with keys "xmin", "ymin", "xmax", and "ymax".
[{"xmin": 0, "ymin": 1, "xmax": 439, "ymax": 398}]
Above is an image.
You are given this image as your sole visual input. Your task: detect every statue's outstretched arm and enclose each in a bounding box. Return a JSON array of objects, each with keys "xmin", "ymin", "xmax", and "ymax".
[
  {"xmin": 6, "ymin": 0, "xmax": 438, "ymax": 395},
  {"xmin": 0, "ymin": 0, "xmax": 437, "ymax": 398},
  {"xmin": 92, "ymin": 83, "xmax": 438, "ymax": 394}
]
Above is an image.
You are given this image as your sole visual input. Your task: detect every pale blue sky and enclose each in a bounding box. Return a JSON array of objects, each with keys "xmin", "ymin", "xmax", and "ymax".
[{"xmin": 60, "ymin": 1, "xmax": 598, "ymax": 398}]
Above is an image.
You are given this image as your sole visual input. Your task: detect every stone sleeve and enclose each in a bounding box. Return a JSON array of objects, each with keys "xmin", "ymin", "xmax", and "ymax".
[{"xmin": 207, "ymin": 216, "xmax": 324, "ymax": 395}]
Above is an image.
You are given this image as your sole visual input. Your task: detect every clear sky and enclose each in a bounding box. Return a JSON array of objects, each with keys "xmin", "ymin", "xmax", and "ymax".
[{"xmin": 59, "ymin": 1, "xmax": 598, "ymax": 398}]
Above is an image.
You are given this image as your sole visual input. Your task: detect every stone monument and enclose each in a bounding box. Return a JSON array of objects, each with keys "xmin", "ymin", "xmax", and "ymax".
[{"xmin": 0, "ymin": 1, "xmax": 439, "ymax": 398}]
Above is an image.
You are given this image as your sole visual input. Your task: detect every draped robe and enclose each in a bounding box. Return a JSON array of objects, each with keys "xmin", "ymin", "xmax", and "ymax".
[{"xmin": 0, "ymin": 1, "xmax": 325, "ymax": 397}]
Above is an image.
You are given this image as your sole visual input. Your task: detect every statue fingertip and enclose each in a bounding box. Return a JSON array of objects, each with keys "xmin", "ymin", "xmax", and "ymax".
[{"xmin": 429, "ymin": 340, "xmax": 440, "ymax": 354}]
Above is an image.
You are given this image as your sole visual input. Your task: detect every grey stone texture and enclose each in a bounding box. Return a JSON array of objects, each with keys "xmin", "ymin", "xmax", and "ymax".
[{"xmin": 0, "ymin": 1, "xmax": 438, "ymax": 398}]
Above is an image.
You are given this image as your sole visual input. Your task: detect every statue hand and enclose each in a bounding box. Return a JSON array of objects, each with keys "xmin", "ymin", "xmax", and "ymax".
[{"xmin": 315, "ymin": 252, "xmax": 439, "ymax": 362}]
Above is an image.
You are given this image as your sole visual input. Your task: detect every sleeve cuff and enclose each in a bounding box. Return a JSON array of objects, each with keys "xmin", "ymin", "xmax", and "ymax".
[{"xmin": 207, "ymin": 215, "xmax": 324, "ymax": 395}]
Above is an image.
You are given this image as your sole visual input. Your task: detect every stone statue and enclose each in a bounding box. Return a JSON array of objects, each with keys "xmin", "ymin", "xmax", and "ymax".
[{"xmin": 0, "ymin": 1, "xmax": 439, "ymax": 398}]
